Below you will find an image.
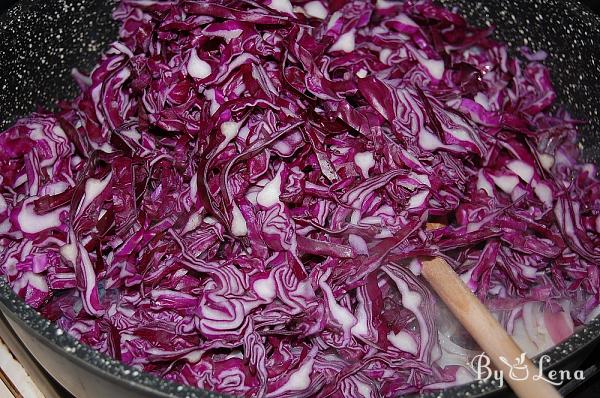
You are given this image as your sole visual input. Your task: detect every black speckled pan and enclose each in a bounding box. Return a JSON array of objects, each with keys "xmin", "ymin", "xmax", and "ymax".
[{"xmin": 0, "ymin": 1, "xmax": 599, "ymax": 397}]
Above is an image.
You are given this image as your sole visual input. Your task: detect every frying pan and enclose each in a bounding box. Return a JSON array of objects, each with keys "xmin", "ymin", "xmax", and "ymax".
[{"xmin": 0, "ymin": 1, "xmax": 599, "ymax": 397}]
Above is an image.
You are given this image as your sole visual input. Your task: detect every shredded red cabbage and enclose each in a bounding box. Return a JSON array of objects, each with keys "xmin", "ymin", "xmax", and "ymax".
[{"xmin": 1, "ymin": 0, "xmax": 599, "ymax": 396}]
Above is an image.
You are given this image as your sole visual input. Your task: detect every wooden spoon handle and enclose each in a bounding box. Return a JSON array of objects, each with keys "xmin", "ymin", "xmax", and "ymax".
[{"xmin": 421, "ymin": 257, "xmax": 561, "ymax": 398}]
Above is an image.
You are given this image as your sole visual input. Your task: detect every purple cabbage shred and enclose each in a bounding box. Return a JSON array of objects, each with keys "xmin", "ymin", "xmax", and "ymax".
[{"xmin": 0, "ymin": 0, "xmax": 599, "ymax": 397}]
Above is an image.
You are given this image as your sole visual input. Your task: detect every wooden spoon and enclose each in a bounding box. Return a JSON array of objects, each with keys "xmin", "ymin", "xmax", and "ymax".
[{"xmin": 422, "ymin": 224, "xmax": 561, "ymax": 398}]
